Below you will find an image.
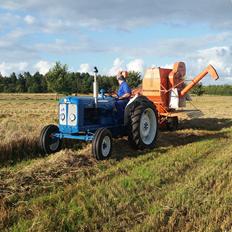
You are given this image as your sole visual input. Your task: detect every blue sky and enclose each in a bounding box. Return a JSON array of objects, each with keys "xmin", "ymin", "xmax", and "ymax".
[{"xmin": 0, "ymin": 0, "xmax": 232, "ymax": 84}]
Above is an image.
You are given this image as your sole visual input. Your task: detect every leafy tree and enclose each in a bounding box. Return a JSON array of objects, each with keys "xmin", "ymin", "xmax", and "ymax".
[
  {"xmin": 0, "ymin": 73, "xmax": 4, "ymax": 92},
  {"xmin": 5, "ymin": 72, "xmax": 17, "ymax": 92},
  {"xmin": 30, "ymin": 72, "xmax": 46, "ymax": 93},
  {"xmin": 46, "ymin": 62, "xmax": 70, "ymax": 94},
  {"xmin": 127, "ymin": 71, "xmax": 142, "ymax": 89},
  {"xmin": 203, "ymin": 85, "xmax": 232, "ymax": 96},
  {"xmin": 77, "ymin": 73, "xmax": 93, "ymax": 94},
  {"xmin": 24, "ymin": 72, "xmax": 33, "ymax": 92},
  {"xmin": 16, "ymin": 74, "xmax": 26, "ymax": 92},
  {"xmin": 190, "ymin": 83, "xmax": 205, "ymax": 96}
]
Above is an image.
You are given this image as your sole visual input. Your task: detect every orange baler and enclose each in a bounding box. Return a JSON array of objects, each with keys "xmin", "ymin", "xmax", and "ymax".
[{"xmin": 135, "ymin": 62, "xmax": 219, "ymax": 129}]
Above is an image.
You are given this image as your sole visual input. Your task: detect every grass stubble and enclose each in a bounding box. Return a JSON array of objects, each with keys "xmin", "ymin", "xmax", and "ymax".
[{"xmin": 0, "ymin": 94, "xmax": 232, "ymax": 231}]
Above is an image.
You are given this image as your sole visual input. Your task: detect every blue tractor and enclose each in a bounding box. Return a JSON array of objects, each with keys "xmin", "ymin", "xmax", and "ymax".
[{"xmin": 39, "ymin": 67, "xmax": 158, "ymax": 160}]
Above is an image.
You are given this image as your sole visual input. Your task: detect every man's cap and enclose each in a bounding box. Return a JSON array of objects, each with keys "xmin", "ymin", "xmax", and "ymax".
[
  {"xmin": 117, "ymin": 76, "xmax": 125, "ymax": 81},
  {"xmin": 116, "ymin": 70, "xmax": 127, "ymax": 81}
]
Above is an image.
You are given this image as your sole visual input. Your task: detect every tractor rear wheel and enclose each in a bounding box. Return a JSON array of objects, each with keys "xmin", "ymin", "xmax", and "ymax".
[
  {"xmin": 39, "ymin": 124, "xmax": 62, "ymax": 154},
  {"xmin": 92, "ymin": 128, "xmax": 113, "ymax": 160},
  {"xmin": 128, "ymin": 103, "xmax": 158, "ymax": 149}
]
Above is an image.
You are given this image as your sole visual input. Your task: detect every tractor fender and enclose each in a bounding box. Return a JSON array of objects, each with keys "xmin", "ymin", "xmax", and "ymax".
[{"xmin": 124, "ymin": 95, "xmax": 156, "ymax": 126}]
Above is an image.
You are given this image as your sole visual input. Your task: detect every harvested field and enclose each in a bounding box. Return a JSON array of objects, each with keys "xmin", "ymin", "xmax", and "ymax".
[{"xmin": 0, "ymin": 94, "xmax": 232, "ymax": 231}]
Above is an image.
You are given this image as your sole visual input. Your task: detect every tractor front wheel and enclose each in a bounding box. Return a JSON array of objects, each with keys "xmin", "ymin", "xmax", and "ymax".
[
  {"xmin": 39, "ymin": 124, "xmax": 62, "ymax": 154},
  {"xmin": 128, "ymin": 103, "xmax": 158, "ymax": 149},
  {"xmin": 92, "ymin": 128, "xmax": 113, "ymax": 160}
]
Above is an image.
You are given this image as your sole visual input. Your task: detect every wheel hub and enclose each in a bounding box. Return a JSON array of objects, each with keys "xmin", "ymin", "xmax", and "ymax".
[
  {"xmin": 101, "ymin": 136, "xmax": 111, "ymax": 157},
  {"xmin": 141, "ymin": 113, "xmax": 151, "ymax": 137},
  {"xmin": 103, "ymin": 142, "xmax": 107, "ymax": 150},
  {"xmin": 144, "ymin": 122, "xmax": 149, "ymax": 129},
  {"xmin": 49, "ymin": 134, "xmax": 60, "ymax": 151},
  {"xmin": 139, "ymin": 108, "xmax": 157, "ymax": 145}
]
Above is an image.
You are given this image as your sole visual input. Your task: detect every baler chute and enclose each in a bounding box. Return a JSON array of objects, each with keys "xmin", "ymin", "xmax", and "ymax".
[{"xmin": 180, "ymin": 65, "xmax": 219, "ymax": 97}]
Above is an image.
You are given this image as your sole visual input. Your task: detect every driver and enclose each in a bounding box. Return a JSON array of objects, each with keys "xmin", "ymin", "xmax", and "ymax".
[
  {"xmin": 115, "ymin": 71, "xmax": 131, "ymax": 122},
  {"xmin": 116, "ymin": 71, "xmax": 131, "ymax": 100}
]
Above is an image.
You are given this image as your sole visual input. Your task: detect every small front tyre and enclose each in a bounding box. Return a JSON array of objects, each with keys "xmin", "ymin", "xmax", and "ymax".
[
  {"xmin": 39, "ymin": 124, "xmax": 62, "ymax": 154},
  {"xmin": 92, "ymin": 128, "xmax": 113, "ymax": 160}
]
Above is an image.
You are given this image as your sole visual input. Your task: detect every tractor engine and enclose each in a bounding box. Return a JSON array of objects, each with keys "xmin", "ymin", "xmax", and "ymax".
[{"xmin": 59, "ymin": 96, "xmax": 117, "ymax": 135}]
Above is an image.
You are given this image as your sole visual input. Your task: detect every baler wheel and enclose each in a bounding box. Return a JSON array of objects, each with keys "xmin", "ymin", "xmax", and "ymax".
[
  {"xmin": 39, "ymin": 124, "xmax": 62, "ymax": 154},
  {"xmin": 128, "ymin": 103, "xmax": 158, "ymax": 149},
  {"xmin": 92, "ymin": 128, "xmax": 113, "ymax": 160}
]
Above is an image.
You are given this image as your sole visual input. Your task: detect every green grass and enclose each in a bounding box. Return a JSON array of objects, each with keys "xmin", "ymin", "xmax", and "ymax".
[
  {"xmin": 0, "ymin": 94, "xmax": 232, "ymax": 231},
  {"xmin": 2, "ymin": 128, "xmax": 232, "ymax": 231}
]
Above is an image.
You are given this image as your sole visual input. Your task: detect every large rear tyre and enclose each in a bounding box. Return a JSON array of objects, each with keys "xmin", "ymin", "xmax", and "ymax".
[
  {"xmin": 92, "ymin": 128, "xmax": 113, "ymax": 160},
  {"xmin": 128, "ymin": 103, "xmax": 158, "ymax": 149},
  {"xmin": 39, "ymin": 124, "xmax": 62, "ymax": 154}
]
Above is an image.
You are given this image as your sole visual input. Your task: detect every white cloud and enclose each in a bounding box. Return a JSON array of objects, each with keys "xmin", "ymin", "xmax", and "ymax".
[
  {"xmin": 0, "ymin": 13, "xmax": 21, "ymax": 31},
  {"xmin": 126, "ymin": 59, "xmax": 144, "ymax": 73},
  {"xmin": 0, "ymin": 1, "xmax": 231, "ymax": 86},
  {"xmin": 108, "ymin": 58, "xmax": 125, "ymax": 76},
  {"xmin": 162, "ymin": 64, "xmax": 173, "ymax": 69},
  {"xmin": 186, "ymin": 46, "xmax": 232, "ymax": 84},
  {"xmin": 42, "ymin": 19, "xmax": 72, "ymax": 33},
  {"xmin": 18, "ymin": 62, "xmax": 28, "ymax": 71},
  {"xmin": 0, "ymin": 29, "xmax": 28, "ymax": 52},
  {"xmin": 7, "ymin": 29, "xmax": 26, "ymax": 39},
  {"xmin": 34, "ymin": 37, "xmax": 105, "ymax": 55},
  {"xmin": 197, "ymin": 47, "xmax": 232, "ymax": 76},
  {"xmin": 108, "ymin": 58, "xmax": 144, "ymax": 76},
  {"xmin": 24, "ymin": 15, "xmax": 35, "ymax": 25},
  {"xmin": 1, "ymin": 0, "xmax": 232, "ymax": 30},
  {"xmin": 34, "ymin": 60, "xmax": 53, "ymax": 75},
  {"xmin": 0, "ymin": 1, "xmax": 19, "ymax": 10},
  {"xmin": 0, "ymin": 61, "xmax": 28, "ymax": 76},
  {"xmin": 79, "ymin": 63, "xmax": 92, "ymax": 73}
]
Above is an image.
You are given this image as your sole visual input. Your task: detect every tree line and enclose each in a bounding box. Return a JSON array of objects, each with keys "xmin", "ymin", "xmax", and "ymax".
[
  {"xmin": 190, "ymin": 83, "xmax": 232, "ymax": 96},
  {"xmin": 0, "ymin": 62, "xmax": 142, "ymax": 94},
  {"xmin": 0, "ymin": 62, "xmax": 231, "ymax": 95}
]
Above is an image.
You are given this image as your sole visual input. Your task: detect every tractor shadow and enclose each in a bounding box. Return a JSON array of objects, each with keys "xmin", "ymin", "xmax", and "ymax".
[
  {"xmin": 178, "ymin": 117, "xmax": 232, "ymax": 131},
  {"xmin": 112, "ymin": 118, "xmax": 232, "ymax": 161},
  {"xmin": 0, "ymin": 137, "xmax": 42, "ymax": 166},
  {"xmin": 1, "ymin": 118, "xmax": 231, "ymax": 166},
  {"xmin": 0, "ymin": 136, "xmax": 85, "ymax": 167}
]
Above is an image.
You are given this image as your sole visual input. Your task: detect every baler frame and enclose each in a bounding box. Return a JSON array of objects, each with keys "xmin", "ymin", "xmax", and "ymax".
[{"xmin": 138, "ymin": 62, "xmax": 219, "ymax": 118}]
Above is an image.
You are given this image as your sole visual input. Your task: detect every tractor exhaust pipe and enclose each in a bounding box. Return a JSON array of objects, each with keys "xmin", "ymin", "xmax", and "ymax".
[{"xmin": 93, "ymin": 66, "xmax": 99, "ymax": 107}]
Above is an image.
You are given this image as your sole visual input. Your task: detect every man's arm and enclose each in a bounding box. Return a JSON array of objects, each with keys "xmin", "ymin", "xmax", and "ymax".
[
  {"xmin": 118, "ymin": 93, "xmax": 131, "ymax": 100},
  {"xmin": 118, "ymin": 83, "xmax": 131, "ymax": 99}
]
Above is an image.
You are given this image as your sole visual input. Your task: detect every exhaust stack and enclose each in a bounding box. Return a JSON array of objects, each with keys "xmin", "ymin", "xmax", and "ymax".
[{"xmin": 93, "ymin": 66, "xmax": 99, "ymax": 107}]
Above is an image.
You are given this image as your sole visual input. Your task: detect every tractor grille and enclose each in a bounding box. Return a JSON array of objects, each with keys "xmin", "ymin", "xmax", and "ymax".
[
  {"xmin": 59, "ymin": 103, "xmax": 77, "ymax": 126},
  {"xmin": 68, "ymin": 104, "xmax": 77, "ymax": 126}
]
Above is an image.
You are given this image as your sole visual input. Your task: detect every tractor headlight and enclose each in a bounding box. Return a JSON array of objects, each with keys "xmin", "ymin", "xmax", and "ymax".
[
  {"xmin": 69, "ymin": 113, "xmax": 76, "ymax": 122},
  {"xmin": 60, "ymin": 113, "xmax": 65, "ymax": 121}
]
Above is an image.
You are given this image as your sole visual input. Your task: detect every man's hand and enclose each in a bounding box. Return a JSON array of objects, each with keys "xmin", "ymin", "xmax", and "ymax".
[{"xmin": 106, "ymin": 90, "xmax": 117, "ymax": 97}]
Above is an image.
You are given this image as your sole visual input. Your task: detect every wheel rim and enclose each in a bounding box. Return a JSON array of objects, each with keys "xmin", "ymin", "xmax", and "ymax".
[
  {"xmin": 101, "ymin": 136, "xmax": 111, "ymax": 157},
  {"xmin": 139, "ymin": 108, "xmax": 157, "ymax": 145},
  {"xmin": 48, "ymin": 135, "xmax": 60, "ymax": 151}
]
